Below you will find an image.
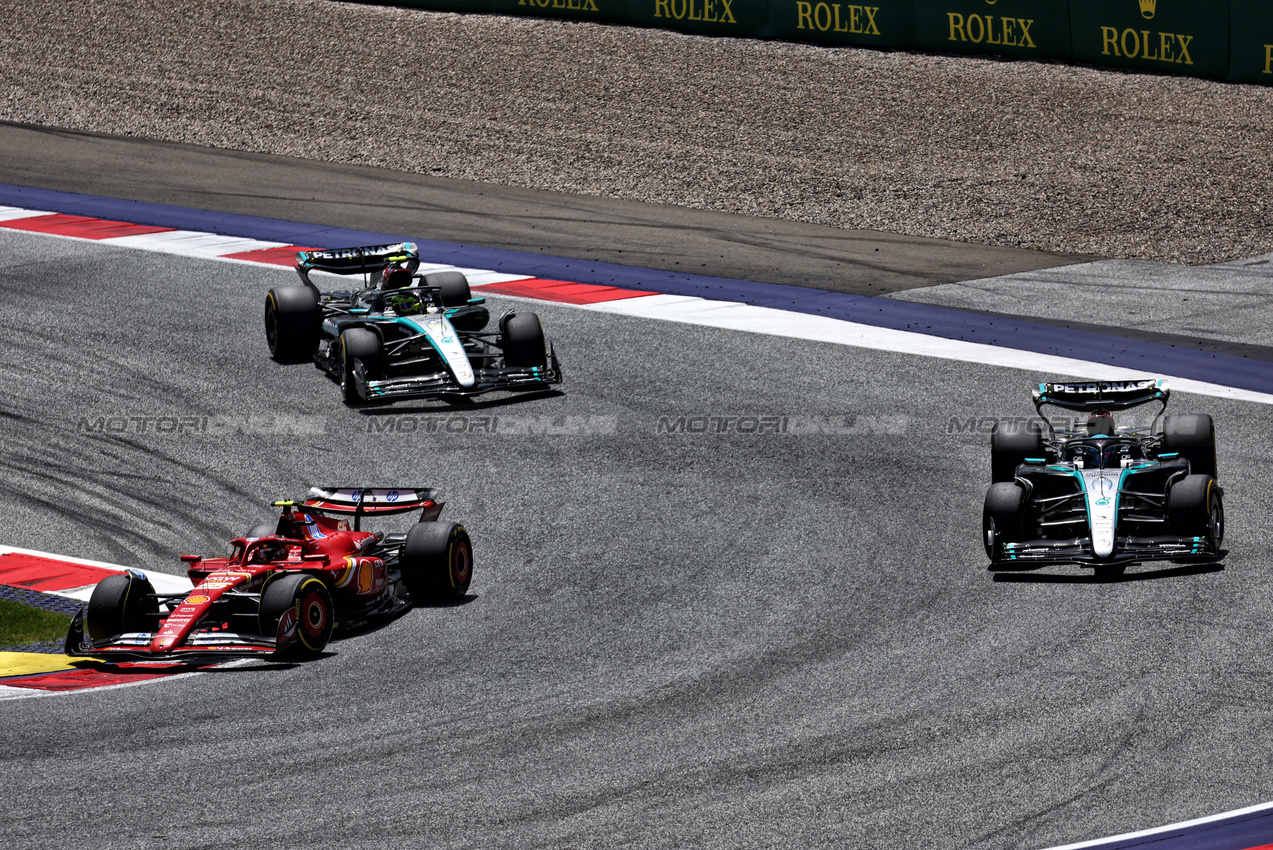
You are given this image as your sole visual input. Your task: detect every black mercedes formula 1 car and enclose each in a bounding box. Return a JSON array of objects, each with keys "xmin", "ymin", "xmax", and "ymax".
[
  {"xmin": 264, "ymin": 242, "xmax": 562, "ymax": 404},
  {"xmin": 983, "ymin": 379, "xmax": 1223, "ymax": 575}
]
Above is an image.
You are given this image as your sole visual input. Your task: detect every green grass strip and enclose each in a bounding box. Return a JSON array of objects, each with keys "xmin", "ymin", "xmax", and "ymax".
[{"xmin": 0, "ymin": 597, "xmax": 73, "ymax": 645}]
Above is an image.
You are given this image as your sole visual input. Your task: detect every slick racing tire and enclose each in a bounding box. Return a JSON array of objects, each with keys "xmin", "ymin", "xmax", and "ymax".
[
  {"xmin": 500, "ymin": 311, "xmax": 548, "ymax": 369},
  {"xmin": 421, "ymin": 270, "xmax": 472, "ymax": 308},
  {"xmin": 1160, "ymin": 414, "xmax": 1218, "ymax": 479},
  {"xmin": 1167, "ymin": 474, "xmax": 1224, "ymax": 543},
  {"xmin": 983, "ymin": 482, "xmax": 1029, "ymax": 560},
  {"xmin": 339, "ymin": 328, "xmax": 383, "ymax": 404},
  {"xmin": 400, "ymin": 522, "xmax": 473, "ymax": 604},
  {"xmin": 990, "ymin": 421, "xmax": 1045, "ymax": 483},
  {"xmin": 86, "ymin": 573, "xmax": 159, "ymax": 642},
  {"xmin": 265, "ymin": 287, "xmax": 321, "ymax": 363},
  {"xmin": 259, "ymin": 573, "xmax": 333, "ymax": 660}
]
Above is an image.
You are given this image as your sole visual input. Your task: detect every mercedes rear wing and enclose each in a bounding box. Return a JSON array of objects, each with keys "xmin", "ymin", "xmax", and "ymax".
[
  {"xmin": 1032, "ymin": 379, "xmax": 1169, "ymax": 413},
  {"xmin": 295, "ymin": 243, "xmax": 420, "ymax": 286}
]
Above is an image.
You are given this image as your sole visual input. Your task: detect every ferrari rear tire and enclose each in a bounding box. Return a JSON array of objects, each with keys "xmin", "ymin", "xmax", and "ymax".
[
  {"xmin": 260, "ymin": 573, "xmax": 333, "ymax": 660},
  {"xmin": 400, "ymin": 522, "xmax": 473, "ymax": 604},
  {"xmin": 500, "ymin": 312, "xmax": 548, "ymax": 369},
  {"xmin": 86, "ymin": 573, "xmax": 159, "ymax": 642},
  {"xmin": 1160, "ymin": 414, "xmax": 1218, "ymax": 479},
  {"xmin": 265, "ymin": 287, "xmax": 321, "ymax": 363},
  {"xmin": 339, "ymin": 328, "xmax": 383, "ymax": 404},
  {"xmin": 983, "ymin": 482, "xmax": 1028, "ymax": 560},
  {"xmin": 990, "ymin": 421, "xmax": 1044, "ymax": 483},
  {"xmin": 1168, "ymin": 474, "xmax": 1223, "ymax": 543},
  {"xmin": 421, "ymin": 270, "xmax": 472, "ymax": 308}
]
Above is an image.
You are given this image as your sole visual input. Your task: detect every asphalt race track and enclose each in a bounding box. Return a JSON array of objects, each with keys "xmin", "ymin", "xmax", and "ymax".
[{"xmin": 2, "ymin": 146, "xmax": 1273, "ymax": 849}]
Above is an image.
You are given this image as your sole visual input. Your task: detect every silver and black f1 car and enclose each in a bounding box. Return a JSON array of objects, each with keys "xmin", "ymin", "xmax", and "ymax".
[
  {"xmin": 264, "ymin": 242, "xmax": 562, "ymax": 404},
  {"xmin": 983, "ymin": 379, "xmax": 1223, "ymax": 575}
]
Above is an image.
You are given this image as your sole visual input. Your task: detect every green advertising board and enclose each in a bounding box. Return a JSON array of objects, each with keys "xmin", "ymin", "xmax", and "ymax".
[
  {"xmin": 767, "ymin": 0, "xmax": 914, "ymax": 48},
  {"xmin": 489, "ymin": 0, "xmax": 630, "ymax": 22},
  {"xmin": 915, "ymin": 0, "xmax": 1070, "ymax": 60},
  {"xmin": 1230, "ymin": 0, "xmax": 1273, "ymax": 84},
  {"xmin": 625, "ymin": 0, "xmax": 769, "ymax": 37},
  {"xmin": 1069, "ymin": 0, "xmax": 1229, "ymax": 80},
  {"xmin": 362, "ymin": 0, "xmax": 496, "ymax": 11}
]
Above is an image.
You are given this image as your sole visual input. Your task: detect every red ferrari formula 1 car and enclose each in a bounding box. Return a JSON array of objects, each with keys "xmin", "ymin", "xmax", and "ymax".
[{"xmin": 65, "ymin": 488, "xmax": 472, "ymax": 663}]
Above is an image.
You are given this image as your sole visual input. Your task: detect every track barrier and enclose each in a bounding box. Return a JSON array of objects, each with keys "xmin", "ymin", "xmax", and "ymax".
[{"xmin": 360, "ymin": 0, "xmax": 1266, "ymax": 85}]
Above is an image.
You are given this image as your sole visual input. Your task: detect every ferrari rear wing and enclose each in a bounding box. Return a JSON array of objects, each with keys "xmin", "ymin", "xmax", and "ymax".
[
  {"xmin": 1032, "ymin": 379, "xmax": 1169, "ymax": 412},
  {"xmin": 295, "ymin": 243, "xmax": 420, "ymax": 286},
  {"xmin": 274, "ymin": 487, "xmax": 444, "ymax": 530}
]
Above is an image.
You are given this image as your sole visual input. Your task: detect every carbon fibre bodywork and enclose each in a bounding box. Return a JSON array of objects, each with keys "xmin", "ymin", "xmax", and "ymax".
[
  {"xmin": 983, "ymin": 380, "xmax": 1224, "ymax": 573},
  {"xmin": 65, "ymin": 488, "xmax": 472, "ymax": 663},
  {"xmin": 268, "ymin": 243, "xmax": 562, "ymax": 404}
]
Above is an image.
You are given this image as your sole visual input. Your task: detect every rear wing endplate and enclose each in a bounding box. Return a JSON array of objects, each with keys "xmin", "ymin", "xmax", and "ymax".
[{"xmin": 295, "ymin": 243, "xmax": 420, "ymax": 286}]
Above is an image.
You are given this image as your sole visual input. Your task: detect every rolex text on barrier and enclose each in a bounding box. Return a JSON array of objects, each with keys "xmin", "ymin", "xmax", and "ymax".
[
  {"xmin": 1069, "ymin": 0, "xmax": 1228, "ymax": 80},
  {"xmin": 377, "ymin": 0, "xmax": 497, "ymax": 10},
  {"xmin": 344, "ymin": 0, "xmax": 1269, "ymax": 88},
  {"xmin": 491, "ymin": 0, "xmax": 629, "ymax": 21},
  {"xmin": 767, "ymin": 0, "xmax": 914, "ymax": 46},
  {"xmin": 628, "ymin": 0, "xmax": 768, "ymax": 36},
  {"xmin": 1229, "ymin": 0, "xmax": 1273, "ymax": 84},
  {"xmin": 914, "ymin": 0, "xmax": 1071, "ymax": 60}
]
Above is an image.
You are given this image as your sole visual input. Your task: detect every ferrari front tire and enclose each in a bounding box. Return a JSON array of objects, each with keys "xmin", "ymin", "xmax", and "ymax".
[
  {"xmin": 265, "ymin": 287, "xmax": 320, "ymax": 363},
  {"xmin": 260, "ymin": 574, "xmax": 333, "ymax": 660},
  {"xmin": 86, "ymin": 573, "xmax": 159, "ymax": 642},
  {"xmin": 400, "ymin": 522, "xmax": 473, "ymax": 604}
]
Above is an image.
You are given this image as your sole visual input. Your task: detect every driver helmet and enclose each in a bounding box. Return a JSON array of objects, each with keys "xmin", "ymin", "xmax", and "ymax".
[
  {"xmin": 379, "ymin": 263, "xmax": 414, "ymax": 290},
  {"xmin": 1085, "ymin": 410, "xmax": 1116, "ymax": 436},
  {"xmin": 252, "ymin": 541, "xmax": 289, "ymax": 563}
]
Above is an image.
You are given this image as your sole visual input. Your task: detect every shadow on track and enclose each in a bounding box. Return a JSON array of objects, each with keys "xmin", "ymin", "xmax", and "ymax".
[
  {"xmin": 355, "ymin": 389, "xmax": 564, "ymax": 415},
  {"xmin": 990, "ymin": 559, "xmax": 1226, "ymax": 584}
]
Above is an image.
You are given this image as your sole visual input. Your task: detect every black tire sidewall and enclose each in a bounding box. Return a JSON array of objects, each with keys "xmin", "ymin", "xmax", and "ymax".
[
  {"xmin": 259, "ymin": 572, "xmax": 333, "ymax": 657},
  {"xmin": 86, "ymin": 573, "xmax": 157, "ymax": 642},
  {"xmin": 500, "ymin": 312, "xmax": 547, "ymax": 368},
  {"xmin": 339, "ymin": 328, "xmax": 382, "ymax": 402},
  {"xmin": 990, "ymin": 421, "xmax": 1044, "ymax": 483},
  {"xmin": 266, "ymin": 287, "xmax": 320, "ymax": 363},
  {"xmin": 401, "ymin": 522, "xmax": 472, "ymax": 603},
  {"xmin": 1167, "ymin": 474, "xmax": 1219, "ymax": 538}
]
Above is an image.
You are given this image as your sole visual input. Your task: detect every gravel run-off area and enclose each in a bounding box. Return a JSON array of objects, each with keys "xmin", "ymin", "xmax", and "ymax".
[{"xmin": 2, "ymin": 0, "xmax": 1272, "ymax": 265}]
